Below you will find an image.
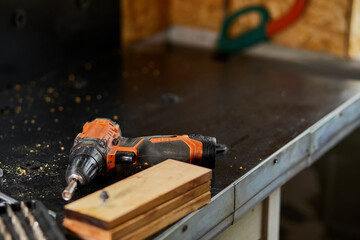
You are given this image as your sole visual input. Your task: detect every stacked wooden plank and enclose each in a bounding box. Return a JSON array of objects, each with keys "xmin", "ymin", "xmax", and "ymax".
[{"xmin": 63, "ymin": 160, "xmax": 212, "ymax": 240}]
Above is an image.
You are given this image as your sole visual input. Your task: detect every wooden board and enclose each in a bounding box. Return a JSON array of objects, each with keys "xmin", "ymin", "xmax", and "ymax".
[
  {"xmin": 64, "ymin": 192, "xmax": 211, "ymax": 240},
  {"xmin": 64, "ymin": 160, "xmax": 212, "ymax": 229},
  {"xmin": 63, "ymin": 182, "xmax": 210, "ymax": 240},
  {"xmin": 122, "ymin": 192, "xmax": 210, "ymax": 240}
]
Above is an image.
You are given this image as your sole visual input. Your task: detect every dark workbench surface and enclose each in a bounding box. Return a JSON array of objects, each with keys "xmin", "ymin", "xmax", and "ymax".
[{"xmin": 1, "ymin": 46, "xmax": 360, "ymax": 227}]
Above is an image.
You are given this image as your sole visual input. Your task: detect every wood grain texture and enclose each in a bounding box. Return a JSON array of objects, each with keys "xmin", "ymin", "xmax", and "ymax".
[
  {"xmin": 64, "ymin": 218, "xmax": 112, "ymax": 240},
  {"xmin": 228, "ymin": 0, "xmax": 294, "ymax": 37},
  {"xmin": 122, "ymin": 0, "xmax": 170, "ymax": 46},
  {"xmin": 273, "ymin": 0, "xmax": 351, "ymax": 57},
  {"xmin": 121, "ymin": 0, "xmax": 360, "ymax": 57},
  {"xmin": 170, "ymin": 0, "xmax": 226, "ymax": 31},
  {"xmin": 64, "ymin": 160, "xmax": 212, "ymax": 229},
  {"xmin": 63, "ymin": 182, "xmax": 211, "ymax": 240},
  {"xmin": 122, "ymin": 192, "xmax": 211, "ymax": 240},
  {"xmin": 229, "ymin": 0, "xmax": 352, "ymax": 57},
  {"xmin": 349, "ymin": 0, "xmax": 360, "ymax": 58}
]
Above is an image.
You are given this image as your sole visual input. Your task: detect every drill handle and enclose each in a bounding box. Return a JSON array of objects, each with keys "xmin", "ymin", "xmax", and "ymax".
[{"xmin": 111, "ymin": 135, "xmax": 217, "ymax": 169}]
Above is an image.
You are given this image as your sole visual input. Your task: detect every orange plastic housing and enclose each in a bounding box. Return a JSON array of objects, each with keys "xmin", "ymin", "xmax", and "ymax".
[
  {"xmin": 77, "ymin": 119, "xmax": 121, "ymax": 169},
  {"xmin": 76, "ymin": 119, "xmax": 205, "ymax": 170},
  {"xmin": 150, "ymin": 136, "xmax": 203, "ymax": 164},
  {"xmin": 77, "ymin": 119, "xmax": 121, "ymax": 145}
]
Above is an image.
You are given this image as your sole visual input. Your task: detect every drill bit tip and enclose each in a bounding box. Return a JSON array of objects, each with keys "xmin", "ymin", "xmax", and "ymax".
[{"xmin": 62, "ymin": 179, "xmax": 78, "ymax": 201}]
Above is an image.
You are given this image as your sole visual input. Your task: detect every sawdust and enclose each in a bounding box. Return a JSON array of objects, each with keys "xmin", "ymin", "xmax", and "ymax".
[
  {"xmin": 17, "ymin": 167, "xmax": 26, "ymax": 176},
  {"xmin": 85, "ymin": 63, "xmax": 92, "ymax": 71},
  {"xmin": 75, "ymin": 96, "xmax": 81, "ymax": 104},
  {"xmin": 44, "ymin": 96, "xmax": 51, "ymax": 103},
  {"xmin": 15, "ymin": 106, "xmax": 21, "ymax": 114},
  {"xmin": 68, "ymin": 74, "xmax": 75, "ymax": 81},
  {"xmin": 47, "ymin": 87, "xmax": 55, "ymax": 94},
  {"xmin": 3, "ymin": 142, "xmax": 67, "ymax": 185}
]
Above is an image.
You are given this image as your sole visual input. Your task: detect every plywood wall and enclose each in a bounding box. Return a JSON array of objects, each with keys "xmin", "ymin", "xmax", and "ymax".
[
  {"xmin": 274, "ymin": 0, "xmax": 351, "ymax": 57},
  {"xmin": 122, "ymin": 0, "xmax": 360, "ymax": 58},
  {"xmin": 229, "ymin": 0, "xmax": 351, "ymax": 57},
  {"xmin": 228, "ymin": 0, "xmax": 294, "ymax": 37},
  {"xmin": 122, "ymin": 0, "xmax": 170, "ymax": 46},
  {"xmin": 170, "ymin": 0, "xmax": 226, "ymax": 31},
  {"xmin": 349, "ymin": 0, "xmax": 360, "ymax": 58}
]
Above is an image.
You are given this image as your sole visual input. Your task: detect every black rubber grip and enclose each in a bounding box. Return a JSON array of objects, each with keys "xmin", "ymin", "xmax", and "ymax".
[
  {"xmin": 116, "ymin": 135, "xmax": 216, "ymax": 169},
  {"xmin": 189, "ymin": 134, "xmax": 216, "ymax": 168},
  {"xmin": 137, "ymin": 138, "xmax": 190, "ymax": 165}
]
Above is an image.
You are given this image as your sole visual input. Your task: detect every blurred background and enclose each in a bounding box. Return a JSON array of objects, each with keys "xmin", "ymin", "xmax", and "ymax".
[{"xmin": 1, "ymin": 0, "xmax": 360, "ymax": 239}]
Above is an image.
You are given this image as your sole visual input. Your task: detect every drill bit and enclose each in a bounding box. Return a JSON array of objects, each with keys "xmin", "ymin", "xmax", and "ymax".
[
  {"xmin": 0, "ymin": 217, "xmax": 12, "ymax": 240},
  {"xmin": 20, "ymin": 202, "xmax": 46, "ymax": 240},
  {"xmin": 62, "ymin": 178, "xmax": 78, "ymax": 201},
  {"xmin": 6, "ymin": 204, "xmax": 29, "ymax": 240}
]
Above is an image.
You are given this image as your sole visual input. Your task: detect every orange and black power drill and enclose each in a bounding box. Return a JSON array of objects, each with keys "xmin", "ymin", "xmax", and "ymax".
[{"xmin": 62, "ymin": 118, "xmax": 223, "ymax": 201}]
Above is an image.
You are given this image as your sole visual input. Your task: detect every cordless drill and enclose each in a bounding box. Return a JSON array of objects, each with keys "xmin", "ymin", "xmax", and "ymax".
[{"xmin": 62, "ymin": 118, "xmax": 219, "ymax": 201}]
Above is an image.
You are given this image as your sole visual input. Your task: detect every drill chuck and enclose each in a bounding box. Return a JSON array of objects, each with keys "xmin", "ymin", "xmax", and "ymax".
[
  {"xmin": 66, "ymin": 147, "xmax": 103, "ymax": 184},
  {"xmin": 62, "ymin": 138, "xmax": 109, "ymax": 201}
]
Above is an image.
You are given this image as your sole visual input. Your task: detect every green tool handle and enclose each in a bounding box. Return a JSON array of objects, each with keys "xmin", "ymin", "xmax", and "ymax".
[{"xmin": 218, "ymin": 6, "xmax": 270, "ymax": 53}]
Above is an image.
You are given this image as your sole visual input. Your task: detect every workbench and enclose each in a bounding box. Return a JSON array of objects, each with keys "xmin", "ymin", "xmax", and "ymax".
[{"xmin": 1, "ymin": 44, "xmax": 360, "ymax": 239}]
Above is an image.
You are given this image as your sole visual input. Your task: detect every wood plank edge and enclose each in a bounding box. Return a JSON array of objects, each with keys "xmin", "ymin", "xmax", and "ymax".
[
  {"xmin": 63, "ymin": 191, "xmax": 211, "ymax": 240},
  {"xmin": 120, "ymin": 191, "xmax": 211, "ymax": 240},
  {"xmin": 110, "ymin": 181, "xmax": 211, "ymax": 238},
  {"xmin": 65, "ymin": 161, "xmax": 212, "ymax": 229},
  {"xmin": 64, "ymin": 218, "xmax": 112, "ymax": 240}
]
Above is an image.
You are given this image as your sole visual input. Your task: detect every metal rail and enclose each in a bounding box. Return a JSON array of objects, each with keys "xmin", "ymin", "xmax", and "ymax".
[{"xmin": 156, "ymin": 91, "xmax": 360, "ymax": 239}]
